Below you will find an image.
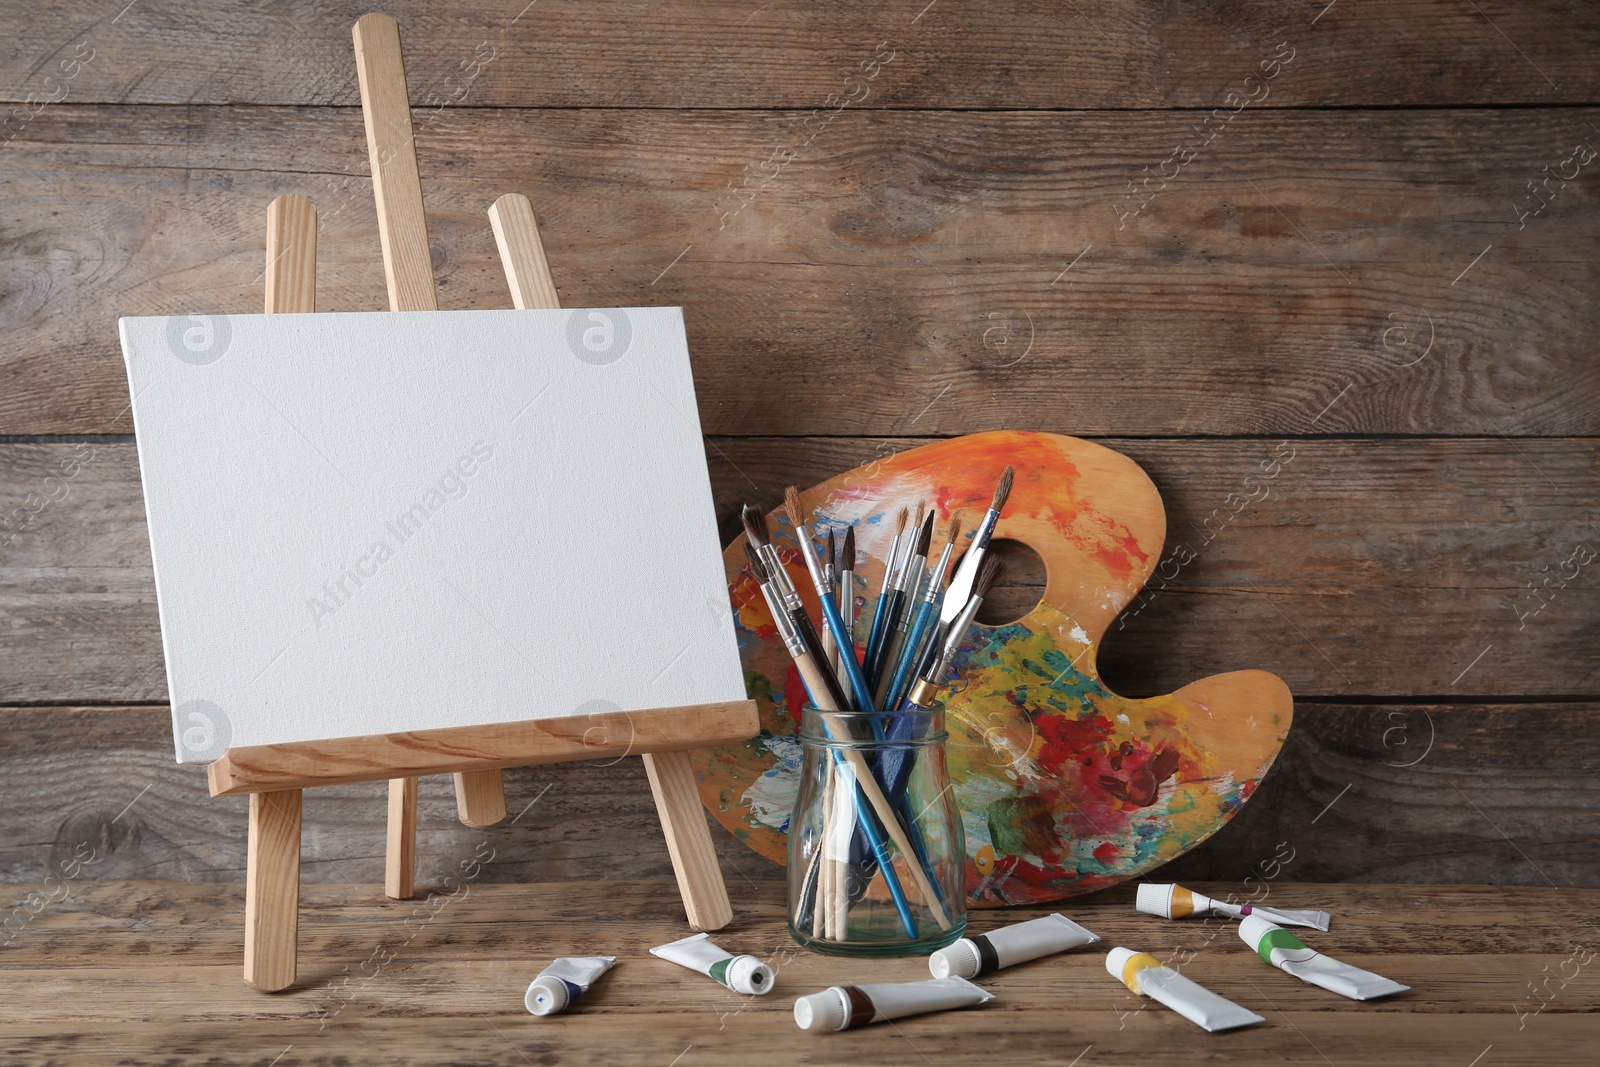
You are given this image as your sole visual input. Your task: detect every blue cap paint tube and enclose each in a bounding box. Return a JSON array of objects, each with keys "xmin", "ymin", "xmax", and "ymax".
[{"xmin": 524, "ymin": 956, "xmax": 617, "ymax": 1016}]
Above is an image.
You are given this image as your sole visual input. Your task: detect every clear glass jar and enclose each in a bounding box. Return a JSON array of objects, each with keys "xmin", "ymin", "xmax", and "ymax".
[{"xmin": 786, "ymin": 703, "xmax": 966, "ymax": 956}]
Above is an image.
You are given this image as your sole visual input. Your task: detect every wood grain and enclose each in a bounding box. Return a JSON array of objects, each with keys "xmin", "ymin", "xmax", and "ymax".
[
  {"xmin": 5, "ymin": 438, "xmax": 1592, "ymax": 702},
  {"xmin": 1, "ymin": 1, "xmax": 1595, "ymax": 108},
  {"xmin": 642, "ymin": 748, "xmax": 734, "ymax": 931},
  {"xmin": 450, "ymin": 770, "xmax": 507, "ymax": 828},
  {"xmin": 385, "ymin": 776, "xmax": 417, "ymax": 900},
  {"xmin": 2, "ymin": 106, "xmax": 1597, "ymax": 436},
  {"xmin": 352, "ymin": 11, "xmax": 438, "ymax": 314},
  {"xmin": 208, "ymin": 700, "xmax": 761, "ymax": 794},
  {"xmin": 0, "ymin": 703, "xmax": 1592, "ymax": 889},
  {"xmin": 1, "ymin": 879, "xmax": 1595, "ymax": 1064},
  {"xmin": 263, "ymin": 193, "xmax": 317, "ymax": 314},
  {"xmin": 243, "ymin": 789, "xmax": 300, "ymax": 991}
]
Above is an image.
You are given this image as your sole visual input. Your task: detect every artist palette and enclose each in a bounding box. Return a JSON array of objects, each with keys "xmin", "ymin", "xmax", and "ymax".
[{"xmin": 693, "ymin": 431, "xmax": 1292, "ymax": 907}]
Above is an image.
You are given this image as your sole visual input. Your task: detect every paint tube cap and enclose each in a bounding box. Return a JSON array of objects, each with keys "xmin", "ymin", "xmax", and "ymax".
[
  {"xmin": 727, "ymin": 955, "xmax": 776, "ymax": 996},
  {"xmin": 1104, "ymin": 946, "xmax": 1140, "ymax": 979},
  {"xmin": 793, "ymin": 988, "xmax": 848, "ymax": 1032},
  {"xmin": 929, "ymin": 938, "xmax": 981, "ymax": 979},
  {"xmin": 1136, "ymin": 883, "xmax": 1176, "ymax": 918},
  {"xmin": 525, "ymin": 976, "xmax": 569, "ymax": 1016},
  {"xmin": 1238, "ymin": 913, "xmax": 1281, "ymax": 950}
]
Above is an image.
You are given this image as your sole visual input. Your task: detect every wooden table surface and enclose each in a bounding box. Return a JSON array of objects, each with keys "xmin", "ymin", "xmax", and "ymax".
[{"xmin": 3, "ymin": 879, "xmax": 1595, "ymax": 1065}]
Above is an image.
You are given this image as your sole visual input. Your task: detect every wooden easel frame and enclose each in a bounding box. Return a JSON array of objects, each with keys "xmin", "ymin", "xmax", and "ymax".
[{"xmin": 230, "ymin": 13, "xmax": 757, "ymax": 992}]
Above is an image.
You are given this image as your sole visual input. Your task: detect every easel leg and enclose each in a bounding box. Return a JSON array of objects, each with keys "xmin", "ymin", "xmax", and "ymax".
[
  {"xmin": 244, "ymin": 789, "xmax": 301, "ymax": 992},
  {"xmin": 642, "ymin": 751, "xmax": 734, "ymax": 931},
  {"xmin": 385, "ymin": 777, "xmax": 418, "ymax": 899},
  {"xmin": 453, "ymin": 770, "xmax": 507, "ymax": 828}
]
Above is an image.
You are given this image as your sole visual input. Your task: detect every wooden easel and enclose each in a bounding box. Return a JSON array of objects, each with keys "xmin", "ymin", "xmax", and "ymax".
[{"xmin": 226, "ymin": 12, "xmax": 758, "ymax": 992}]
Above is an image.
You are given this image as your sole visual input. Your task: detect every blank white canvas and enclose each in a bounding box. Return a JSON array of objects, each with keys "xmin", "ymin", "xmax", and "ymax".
[{"xmin": 119, "ymin": 307, "xmax": 746, "ymax": 763}]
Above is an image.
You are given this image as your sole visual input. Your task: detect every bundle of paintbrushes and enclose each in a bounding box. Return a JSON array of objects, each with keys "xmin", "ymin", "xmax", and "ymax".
[{"xmin": 740, "ymin": 467, "xmax": 1013, "ymax": 946}]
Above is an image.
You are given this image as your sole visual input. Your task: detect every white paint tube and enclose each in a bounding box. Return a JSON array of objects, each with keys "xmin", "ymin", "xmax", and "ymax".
[
  {"xmin": 1106, "ymin": 947, "xmax": 1265, "ymax": 1033},
  {"xmin": 1240, "ymin": 915, "xmax": 1410, "ymax": 1000},
  {"xmin": 649, "ymin": 932, "xmax": 775, "ymax": 996},
  {"xmin": 1137, "ymin": 882, "xmax": 1331, "ymax": 932},
  {"xmin": 524, "ymin": 955, "xmax": 617, "ymax": 1016},
  {"xmin": 929, "ymin": 913, "xmax": 1100, "ymax": 978},
  {"xmin": 793, "ymin": 976, "xmax": 994, "ymax": 1032}
]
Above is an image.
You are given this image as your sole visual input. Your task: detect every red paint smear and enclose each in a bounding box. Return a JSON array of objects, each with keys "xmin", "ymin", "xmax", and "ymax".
[
  {"xmin": 1031, "ymin": 708, "xmax": 1114, "ymax": 777},
  {"xmin": 1092, "ymin": 841, "xmax": 1119, "ymax": 861},
  {"xmin": 783, "ymin": 661, "xmax": 807, "ymax": 728},
  {"xmin": 727, "ymin": 568, "xmax": 779, "ymax": 638}
]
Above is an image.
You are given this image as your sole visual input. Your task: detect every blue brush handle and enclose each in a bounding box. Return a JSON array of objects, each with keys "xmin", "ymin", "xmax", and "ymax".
[
  {"xmin": 819, "ymin": 593, "xmax": 877, "ymax": 714},
  {"xmin": 882, "ymin": 599, "xmax": 937, "ymax": 714},
  {"xmin": 862, "ymin": 591, "xmax": 893, "ymax": 683},
  {"xmin": 828, "ymin": 748, "xmax": 918, "ymax": 938},
  {"xmin": 793, "ymin": 655, "xmax": 916, "ymax": 938}
]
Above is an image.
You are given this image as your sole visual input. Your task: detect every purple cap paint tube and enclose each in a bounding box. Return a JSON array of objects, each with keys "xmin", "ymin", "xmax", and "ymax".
[
  {"xmin": 794, "ymin": 977, "xmax": 994, "ymax": 1032},
  {"xmin": 524, "ymin": 955, "xmax": 617, "ymax": 1016},
  {"xmin": 1137, "ymin": 882, "xmax": 1332, "ymax": 932},
  {"xmin": 1239, "ymin": 916, "xmax": 1410, "ymax": 1000},
  {"xmin": 1105, "ymin": 947, "xmax": 1264, "ymax": 1033},
  {"xmin": 929, "ymin": 913, "xmax": 1100, "ymax": 979},
  {"xmin": 650, "ymin": 933, "xmax": 775, "ymax": 996}
]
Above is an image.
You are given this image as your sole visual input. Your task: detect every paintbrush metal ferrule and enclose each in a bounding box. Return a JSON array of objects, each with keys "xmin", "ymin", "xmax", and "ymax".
[{"xmin": 876, "ymin": 532, "xmax": 903, "ymax": 599}]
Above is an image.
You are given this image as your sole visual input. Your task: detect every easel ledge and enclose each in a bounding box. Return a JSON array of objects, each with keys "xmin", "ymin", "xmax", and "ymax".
[{"xmin": 209, "ymin": 701, "xmax": 759, "ymax": 794}]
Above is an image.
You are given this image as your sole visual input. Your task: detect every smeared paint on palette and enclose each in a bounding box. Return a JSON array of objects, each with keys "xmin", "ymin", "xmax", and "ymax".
[{"xmin": 691, "ymin": 431, "xmax": 1293, "ymax": 907}]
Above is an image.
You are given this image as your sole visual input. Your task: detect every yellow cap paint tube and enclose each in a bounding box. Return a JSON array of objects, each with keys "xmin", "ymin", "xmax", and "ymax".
[
  {"xmin": 1137, "ymin": 883, "xmax": 1331, "ymax": 932},
  {"xmin": 524, "ymin": 955, "xmax": 617, "ymax": 1016},
  {"xmin": 649, "ymin": 933, "xmax": 775, "ymax": 996},
  {"xmin": 793, "ymin": 977, "xmax": 994, "ymax": 1032},
  {"xmin": 1239, "ymin": 916, "xmax": 1410, "ymax": 1000},
  {"xmin": 929, "ymin": 913, "xmax": 1100, "ymax": 979},
  {"xmin": 1105, "ymin": 947, "xmax": 1265, "ymax": 1033}
]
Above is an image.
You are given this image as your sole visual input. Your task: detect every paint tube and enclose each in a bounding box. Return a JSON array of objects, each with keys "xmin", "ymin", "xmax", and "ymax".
[
  {"xmin": 649, "ymin": 933, "xmax": 775, "ymax": 996},
  {"xmin": 929, "ymin": 913, "xmax": 1100, "ymax": 978},
  {"xmin": 1239, "ymin": 916, "xmax": 1410, "ymax": 1000},
  {"xmin": 1137, "ymin": 882, "xmax": 1331, "ymax": 932},
  {"xmin": 793, "ymin": 976, "xmax": 994, "ymax": 1032},
  {"xmin": 524, "ymin": 955, "xmax": 617, "ymax": 1016},
  {"xmin": 1106, "ymin": 947, "xmax": 1265, "ymax": 1033}
]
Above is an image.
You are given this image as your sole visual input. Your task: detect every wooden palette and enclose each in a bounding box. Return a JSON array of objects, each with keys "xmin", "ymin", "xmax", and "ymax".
[{"xmin": 692, "ymin": 431, "xmax": 1293, "ymax": 907}]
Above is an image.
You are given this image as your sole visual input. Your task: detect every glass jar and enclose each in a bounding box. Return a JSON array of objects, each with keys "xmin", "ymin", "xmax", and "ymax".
[{"xmin": 786, "ymin": 703, "xmax": 966, "ymax": 956}]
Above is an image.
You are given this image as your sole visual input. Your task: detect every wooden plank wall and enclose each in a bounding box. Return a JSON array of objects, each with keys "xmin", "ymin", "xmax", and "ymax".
[{"xmin": 1, "ymin": 1, "xmax": 1595, "ymax": 892}]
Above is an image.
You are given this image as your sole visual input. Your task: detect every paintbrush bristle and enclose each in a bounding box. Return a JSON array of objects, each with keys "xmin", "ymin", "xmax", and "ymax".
[
  {"xmin": 841, "ymin": 527, "xmax": 856, "ymax": 572},
  {"xmin": 974, "ymin": 554, "xmax": 1004, "ymax": 600},
  {"xmin": 743, "ymin": 540, "xmax": 769, "ymax": 583},
  {"xmin": 914, "ymin": 510, "xmax": 934, "ymax": 556},
  {"xmin": 740, "ymin": 503, "xmax": 770, "ymax": 549},
  {"xmin": 944, "ymin": 514, "xmax": 962, "ymax": 547},
  {"xmin": 894, "ymin": 507, "xmax": 908, "ymax": 537},
  {"xmin": 826, "ymin": 529, "xmax": 836, "ymax": 569},
  {"xmin": 990, "ymin": 465, "xmax": 1015, "ymax": 513},
  {"xmin": 783, "ymin": 485, "xmax": 805, "ymax": 530}
]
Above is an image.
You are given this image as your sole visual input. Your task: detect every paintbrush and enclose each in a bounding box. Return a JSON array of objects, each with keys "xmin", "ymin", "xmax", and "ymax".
[
  {"xmin": 872, "ymin": 509, "xmax": 933, "ymax": 708},
  {"xmin": 835, "ymin": 527, "xmax": 858, "ymax": 690},
  {"xmin": 943, "ymin": 466, "xmax": 1013, "ymax": 615},
  {"xmin": 742, "ymin": 505, "xmax": 850, "ymax": 713},
  {"xmin": 746, "ymin": 529, "xmax": 899, "ymax": 934},
  {"xmin": 819, "ymin": 531, "xmax": 844, "ymax": 671},
  {"xmin": 881, "ymin": 515, "xmax": 961, "ymax": 713},
  {"xmin": 861, "ymin": 507, "xmax": 907, "ymax": 691},
  {"xmin": 784, "ymin": 487, "xmax": 878, "ymax": 715},
  {"xmin": 906, "ymin": 555, "xmax": 1004, "ymax": 711}
]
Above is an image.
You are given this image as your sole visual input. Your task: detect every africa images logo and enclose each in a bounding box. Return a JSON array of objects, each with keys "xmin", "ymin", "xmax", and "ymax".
[{"xmin": 306, "ymin": 441, "xmax": 494, "ymax": 628}]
